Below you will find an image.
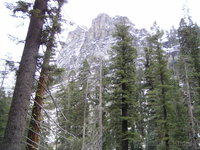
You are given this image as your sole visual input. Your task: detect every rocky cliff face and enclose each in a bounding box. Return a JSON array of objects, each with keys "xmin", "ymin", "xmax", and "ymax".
[
  {"xmin": 57, "ymin": 13, "xmax": 178, "ymax": 77},
  {"xmin": 57, "ymin": 14, "xmax": 142, "ymax": 74}
]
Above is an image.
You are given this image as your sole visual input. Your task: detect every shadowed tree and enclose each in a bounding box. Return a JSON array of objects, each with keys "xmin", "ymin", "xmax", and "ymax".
[
  {"xmin": 26, "ymin": 1, "xmax": 66, "ymax": 149},
  {"xmin": 178, "ymin": 17, "xmax": 200, "ymax": 150},
  {"xmin": 109, "ymin": 23, "xmax": 137, "ymax": 150},
  {"xmin": 0, "ymin": 0, "xmax": 47, "ymax": 149}
]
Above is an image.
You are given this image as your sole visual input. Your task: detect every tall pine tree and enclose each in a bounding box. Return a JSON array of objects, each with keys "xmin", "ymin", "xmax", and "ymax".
[
  {"xmin": 1, "ymin": 0, "xmax": 47, "ymax": 149},
  {"xmin": 144, "ymin": 23, "xmax": 188, "ymax": 150},
  {"xmin": 178, "ymin": 17, "xmax": 200, "ymax": 149},
  {"xmin": 108, "ymin": 23, "xmax": 137, "ymax": 150}
]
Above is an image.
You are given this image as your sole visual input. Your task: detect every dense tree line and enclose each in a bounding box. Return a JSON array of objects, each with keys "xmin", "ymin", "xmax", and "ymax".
[
  {"xmin": 52, "ymin": 19, "xmax": 199, "ymax": 150},
  {"xmin": 56, "ymin": 19, "xmax": 200, "ymax": 150}
]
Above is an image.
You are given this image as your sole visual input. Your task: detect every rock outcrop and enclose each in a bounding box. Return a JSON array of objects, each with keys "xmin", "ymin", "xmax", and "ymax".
[
  {"xmin": 57, "ymin": 14, "xmax": 139, "ymax": 74},
  {"xmin": 57, "ymin": 13, "xmax": 179, "ymax": 77}
]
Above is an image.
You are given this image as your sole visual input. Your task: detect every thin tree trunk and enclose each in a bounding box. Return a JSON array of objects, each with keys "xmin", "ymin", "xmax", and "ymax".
[
  {"xmin": 1, "ymin": 1, "xmax": 47, "ymax": 150},
  {"xmin": 26, "ymin": 51, "xmax": 50, "ymax": 150},
  {"xmin": 26, "ymin": 2, "xmax": 63, "ymax": 149},
  {"xmin": 82, "ymin": 80, "xmax": 89, "ymax": 150},
  {"xmin": 156, "ymin": 44, "xmax": 169, "ymax": 150},
  {"xmin": 121, "ymin": 82, "xmax": 128, "ymax": 150},
  {"xmin": 161, "ymin": 78, "xmax": 169, "ymax": 150},
  {"xmin": 184, "ymin": 62, "xmax": 198, "ymax": 150},
  {"xmin": 159, "ymin": 62, "xmax": 169, "ymax": 150},
  {"xmin": 67, "ymin": 84, "xmax": 71, "ymax": 109},
  {"xmin": 0, "ymin": 64, "xmax": 8, "ymax": 89},
  {"xmin": 163, "ymin": 105, "xmax": 169, "ymax": 150},
  {"xmin": 55, "ymin": 110, "xmax": 58, "ymax": 150},
  {"xmin": 98, "ymin": 61, "xmax": 103, "ymax": 150}
]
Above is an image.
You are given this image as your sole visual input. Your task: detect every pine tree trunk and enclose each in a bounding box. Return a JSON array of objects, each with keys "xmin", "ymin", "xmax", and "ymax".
[
  {"xmin": 26, "ymin": 2, "xmax": 63, "ymax": 149},
  {"xmin": 161, "ymin": 82, "xmax": 169, "ymax": 150},
  {"xmin": 0, "ymin": 64, "xmax": 8, "ymax": 89},
  {"xmin": 184, "ymin": 63, "xmax": 198, "ymax": 150},
  {"xmin": 26, "ymin": 52, "xmax": 49, "ymax": 150},
  {"xmin": 82, "ymin": 80, "xmax": 89, "ymax": 150},
  {"xmin": 163, "ymin": 105, "xmax": 169, "ymax": 150},
  {"xmin": 121, "ymin": 83, "xmax": 128, "ymax": 150},
  {"xmin": 98, "ymin": 61, "xmax": 103, "ymax": 150},
  {"xmin": 160, "ymin": 60, "xmax": 169, "ymax": 150},
  {"xmin": 0, "ymin": 1, "xmax": 47, "ymax": 150}
]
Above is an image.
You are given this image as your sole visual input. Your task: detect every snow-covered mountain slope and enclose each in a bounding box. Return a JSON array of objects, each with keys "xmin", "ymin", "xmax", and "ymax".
[
  {"xmin": 57, "ymin": 14, "xmax": 141, "ymax": 73},
  {"xmin": 57, "ymin": 13, "xmax": 179, "ymax": 77}
]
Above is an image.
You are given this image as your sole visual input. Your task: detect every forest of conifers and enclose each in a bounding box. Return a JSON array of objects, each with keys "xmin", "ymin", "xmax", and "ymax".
[{"xmin": 0, "ymin": 0, "xmax": 200, "ymax": 150}]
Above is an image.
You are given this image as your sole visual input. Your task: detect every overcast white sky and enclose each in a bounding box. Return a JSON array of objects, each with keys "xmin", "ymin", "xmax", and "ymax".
[
  {"xmin": 63, "ymin": 0, "xmax": 200, "ymax": 29},
  {"xmin": 0, "ymin": 0, "xmax": 200, "ymax": 62}
]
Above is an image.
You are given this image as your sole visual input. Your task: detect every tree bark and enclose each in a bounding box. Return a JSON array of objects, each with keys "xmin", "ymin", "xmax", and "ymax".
[
  {"xmin": 0, "ymin": 63, "xmax": 8, "ymax": 89},
  {"xmin": 26, "ymin": 1, "xmax": 63, "ymax": 149},
  {"xmin": 158, "ymin": 56, "xmax": 169, "ymax": 150},
  {"xmin": 82, "ymin": 80, "xmax": 89, "ymax": 150},
  {"xmin": 184, "ymin": 62, "xmax": 198, "ymax": 150},
  {"xmin": 160, "ymin": 75, "xmax": 169, "ymax": 150},
  {"xmin": 98, "ymin": 61, "xmax": 103, "ymax": 150},
  {"xmin": 121, "ymin": 82, "xmax": 128, "ymax": 150},
  {"xmin": 1, "ymin": 0, "xmax": 47, "ymax": 150},
  {"xmin": 26, "ymin": 50, "xmax": 49, "ymax": 150}
]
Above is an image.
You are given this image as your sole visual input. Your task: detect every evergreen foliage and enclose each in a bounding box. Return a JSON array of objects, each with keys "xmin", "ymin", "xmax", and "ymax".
[
  {"xmin": 0, "ymin": 89, "xmax": 11, "ymax": 143},
  {"xmin": 107, "ymin": 23, "xmax": 138, "ymax": 150},
  {"xmin": 144, "ymin": 23, "xmax": 188, "ymax": 150},
  {"xmin": 178, "ymin": 17, "xmax": 200, "ymax": 149},
  {"xmin": 56, "ymin": 59, "xmax": 91, "ymax": 150}
]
